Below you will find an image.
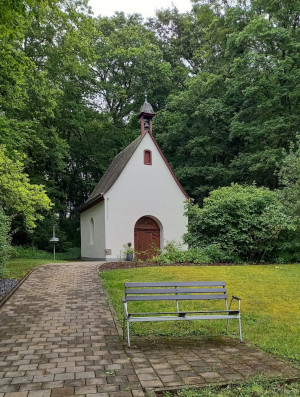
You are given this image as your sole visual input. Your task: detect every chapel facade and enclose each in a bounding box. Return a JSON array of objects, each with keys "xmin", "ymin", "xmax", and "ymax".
[{"xmin": 79, "ymin": 98, "xmax": 189, "ymax": 261}]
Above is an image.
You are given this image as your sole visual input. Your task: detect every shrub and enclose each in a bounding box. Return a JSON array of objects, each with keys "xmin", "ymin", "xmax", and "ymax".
[
  {"xmin": 149, "ymin": 241, "xmax": 234, "ymax": 264},
  {"xmin": 10, "ymin": 246, "xmax": 81, "ymax": 260},
  {"xmin": 184, "ymin": 184, "xmax": 296, "ymax": 262},
  {"xmin": 0, "ymin": 207, "xmax": 11, "ymax": 269}
]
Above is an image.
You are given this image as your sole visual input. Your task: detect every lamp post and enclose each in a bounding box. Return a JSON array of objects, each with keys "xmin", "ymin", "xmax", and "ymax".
[{"xmin": 49, "ymin": 225, "xmax": 59, "ymax": 261}]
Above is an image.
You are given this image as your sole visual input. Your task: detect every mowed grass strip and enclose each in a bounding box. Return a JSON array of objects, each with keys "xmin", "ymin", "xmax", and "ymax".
[
  {"xmin": 100, "ymin": 264, "xmax": 300, "ymax": 363},
  {"xmin": 2, "ymin": 258, "xmax": 65, "ymax": 279}
]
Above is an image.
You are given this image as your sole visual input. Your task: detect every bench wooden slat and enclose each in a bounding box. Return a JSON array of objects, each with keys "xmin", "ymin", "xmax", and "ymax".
[
  {"xmin": 124, "ymin": 294, "xmax": 227, "ymax": 301},
  {"xmin": 129, "ymin": 310, "xmax": 240, "ymax": 316},
  {"xmin": 125, "ymin": 281, "xmax": 226, "ymax": 287},
  {"xmin": 128, "ymin": 314, "xmax": 239, "ymax": 323},
  {"xmin": 125, "ymin": 288, "xmax": 226, "ymax": 295}
]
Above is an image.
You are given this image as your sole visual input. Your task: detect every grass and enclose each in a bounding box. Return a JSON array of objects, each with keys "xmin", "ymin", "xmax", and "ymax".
[
  {"xmin": 1, "ymin": 258, "xmax": 68, "ymax": 279},
  {"xmin": 0, "ymin": 246, "xmax": 80, "ymax": 279},
  {"xmin": 161, "ymin": 377, "xmax": 300, "ymax": 396},
  {"xmin": 100, "ymin": 264, "xmax": 300, "ymax": 363}
]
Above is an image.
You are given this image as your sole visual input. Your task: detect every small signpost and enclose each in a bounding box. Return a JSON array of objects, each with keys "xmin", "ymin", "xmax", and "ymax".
[{"xmin": 49, "ymin": 225, "xmax": 59, "ymax": 261}]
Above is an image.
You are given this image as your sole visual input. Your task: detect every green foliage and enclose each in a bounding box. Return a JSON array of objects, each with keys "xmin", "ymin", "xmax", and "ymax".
[
  {"xmin": 3, "ymin": 245, "xmax": 80, "ymax": 279},
  {"xmin": 154, "ymin": 1, "xmax": 300, "ymax": 202},
  {"xmin": 10, "ymin": 246, "xmax": 80, "ymax": 261},
  {"xmin": 0, "ymin": 207, "xmax": 11, "ymax": 268},
  {"xmin": 278, "ymin": 138, "xmax": 300, "ymax": 218},
  {"xmin": 163, "ymin": 377, "xmax": 300, "ymax": 397},
  {"xmin": 150, "ymin": 241, "xmax": 232, "ymax": 264},
  {"xmin": 184, "ymin": 185, "xmax": 295, "ymax": 262},
  {"xmin": 274, "ymin": 138, "xmax": 300, "ymax": 262},
  {"xmin": 0, "ymin": 147, "xmax": 52, "ymax": 230}
]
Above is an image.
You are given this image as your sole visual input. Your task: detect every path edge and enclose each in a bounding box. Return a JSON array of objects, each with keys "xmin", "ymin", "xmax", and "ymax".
[{"xmin": 0, "ymin": 267, "xmax": 36, "ymax": 308}]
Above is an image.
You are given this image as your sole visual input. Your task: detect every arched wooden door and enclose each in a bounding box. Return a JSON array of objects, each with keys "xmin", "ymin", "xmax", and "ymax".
[{"xmin": 134, "ymin": 217, "xmax": 160, "ymax": 260}]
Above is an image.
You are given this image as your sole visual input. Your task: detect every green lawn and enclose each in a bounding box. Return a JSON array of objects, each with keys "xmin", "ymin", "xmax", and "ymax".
[
  {"xmin": 100, "ymin": 264, "xmax": 300, "ymax": 363},
  {"xmin": 1, "ymin": 258, "xmax": 66, "ymax": 279}
]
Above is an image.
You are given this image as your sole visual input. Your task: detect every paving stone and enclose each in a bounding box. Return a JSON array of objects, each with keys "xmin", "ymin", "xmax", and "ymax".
[
  {"xmin": 63, "ymin": 379, "xmax": 85, "ymax": 388},
  {"xmin": 97, "ymin": 384, "xmax": 119, "ymax": 392},
  {"xmin": 132, "ymin": 390, "xmax": 145, "ymax": 397},
  {"xmin": 28, "ymin": 391, "xmax": 51, "ymax": 397},
  {"xmin": 11, "ymin": 376, "xmax": 33, "ymax": 385},
  {"xmin": 75, "ymin": 371, "xmax": 95, "ymax": 379},
  {"xmin": 136, "ymin": 373, "xmax": 157, "ymax": 381},
  {"xmin": 50, "ymin": 387, "xmax": 75, "ymax": 396},
  {"xmin": 74, "ymin": 385, "xmax": 97, "ymax": 394},
  {"xmin": 4, "ymin": 371, "xmax": 25, "ymax": 378},
  {"xmin": 86, "ymin": 394, "xmax": 109, "ymax": 397},
  {"xmin": 0, "ymin": 385, "xmax": 19, "ymax": 393},
  {"xmin": 18, "ymin": 383, "xmax": 43, "ymax": 391},
  {"xmin": 140, "ymin": 379, "xmax": 164, "ymax": 388}
]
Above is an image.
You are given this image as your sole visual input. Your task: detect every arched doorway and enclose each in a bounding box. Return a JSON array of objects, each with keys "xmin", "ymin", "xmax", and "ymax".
[{"xmin": 134, "ymin": 216, "xmax": 161, "ymax": 260}]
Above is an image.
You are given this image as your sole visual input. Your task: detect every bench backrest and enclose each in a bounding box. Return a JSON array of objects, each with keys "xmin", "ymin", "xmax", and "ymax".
[{"xmin": 124, "ymin": 281, "xmax": 227, "ymax": 302}]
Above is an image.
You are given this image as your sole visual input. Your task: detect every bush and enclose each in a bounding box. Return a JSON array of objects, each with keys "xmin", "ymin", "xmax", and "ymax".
[
  {"xmin": 149, "ymin": 241, "xmax": 235, "ymax": 264},
  {"xmin": 10, "ymin": 246, "xmax": 81, "ymax": 260},
  {"xmin": 0, "ymin": 208, "xmax": 11, "ymax": 268},
  {"xmin": 184, "ymin": 184, "xmax": 296, "ymax": 262}
]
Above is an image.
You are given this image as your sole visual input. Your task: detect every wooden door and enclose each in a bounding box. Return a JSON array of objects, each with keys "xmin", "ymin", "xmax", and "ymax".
[{"xmin": 134, "ymin": 217, "xmax": 160, "ymax": 260}]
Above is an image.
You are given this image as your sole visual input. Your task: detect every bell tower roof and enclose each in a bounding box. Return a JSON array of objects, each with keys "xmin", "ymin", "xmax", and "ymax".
[{"xmin": 138, "ymin": 94, "xmax": 155, "ymax": 118}]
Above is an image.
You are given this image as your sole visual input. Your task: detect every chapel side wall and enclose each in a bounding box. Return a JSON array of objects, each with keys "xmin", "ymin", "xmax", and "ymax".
[
  {"xmin": 80, "ymin": 201, "xmax": 106, "ymax": 260},
  {"xmin": 104, "ymin": 133, "xmax": 188, "ymax": 261}
]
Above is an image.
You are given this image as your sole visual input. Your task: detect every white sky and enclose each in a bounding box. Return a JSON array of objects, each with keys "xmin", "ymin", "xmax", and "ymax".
[{"xmin": 88, "ymin": 0, "xmax": 193, "ymax": 18}]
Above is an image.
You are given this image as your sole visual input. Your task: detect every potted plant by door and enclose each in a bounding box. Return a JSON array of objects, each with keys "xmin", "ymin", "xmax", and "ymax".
[{"xmin": 125, "ymin": 242, "xmax": 134, "ymax": 261}]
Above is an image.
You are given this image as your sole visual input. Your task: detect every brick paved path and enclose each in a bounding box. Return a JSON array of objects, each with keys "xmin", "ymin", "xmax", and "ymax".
[{"xmin": 0, "ymin": 263, "xmax": 298, "ymax": 397}]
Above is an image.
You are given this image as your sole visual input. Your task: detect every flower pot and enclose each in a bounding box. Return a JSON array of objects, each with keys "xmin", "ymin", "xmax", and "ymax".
[{"xmin": 126, "ymin": 253, "xmax": 133, "ymax": 261}]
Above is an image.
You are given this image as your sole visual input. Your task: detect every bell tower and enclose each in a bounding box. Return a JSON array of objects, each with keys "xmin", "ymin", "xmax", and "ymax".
[{"xmin": 138, "ymin": 94, "xmax": 156, "ymax": 136}]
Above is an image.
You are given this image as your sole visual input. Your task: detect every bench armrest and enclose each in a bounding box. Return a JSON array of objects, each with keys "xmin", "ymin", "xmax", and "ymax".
[
  {"xmin": 229, "ymin": 296, "xmax": 241, "ymax": 312},
  {"xmin": 122, "ymin": 298, "xmax": 129, "ymax": 318}
]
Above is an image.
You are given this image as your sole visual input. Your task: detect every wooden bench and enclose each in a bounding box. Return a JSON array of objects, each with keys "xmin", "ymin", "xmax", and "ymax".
[{"xmin": 122, "ymin": 281, "xmax": 242, "ymax": 347}]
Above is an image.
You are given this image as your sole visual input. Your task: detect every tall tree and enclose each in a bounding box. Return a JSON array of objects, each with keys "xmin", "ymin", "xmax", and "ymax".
[{"xmin": 154, "ymin": 0, "xmax": 300, "ymax": 202}]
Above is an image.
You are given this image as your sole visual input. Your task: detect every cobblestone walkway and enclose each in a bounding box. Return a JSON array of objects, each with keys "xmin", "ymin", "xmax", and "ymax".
[{"xmin": 0, "ymin": 263, "xmax": 298, "ymax": 397}]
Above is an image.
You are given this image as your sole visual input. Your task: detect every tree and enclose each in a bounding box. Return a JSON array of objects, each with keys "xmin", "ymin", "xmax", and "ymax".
[
  {"xmin": 184, "ymin": 184, "xmax": 295, "ymax": 261},
  {"xmin": 274, "ymin": 139, "xmax": 300, "ymax": 262},
  {"xmin": 278, "ymin": 138, "xmax": 300, "ymax": 217},
  {"xmin": 0, "ymin": 147, "xmax": 52, "ymax": 231},
  {"xmin": 154, "ymin": 0, "xmax": 300, "ymax": 202},
  {"xmin": 0, "ymin": 208, "xmax": 11, "ymax": 267}
]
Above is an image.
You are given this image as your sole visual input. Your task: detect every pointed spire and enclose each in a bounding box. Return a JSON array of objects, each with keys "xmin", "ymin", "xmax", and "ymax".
[
  {"xmin": 138, "ymin": 96, "xmax": 156, "ymax": 136},
  {"xmin": 139, "ymin": 95, "xmax": 155, "ymax": 116}
]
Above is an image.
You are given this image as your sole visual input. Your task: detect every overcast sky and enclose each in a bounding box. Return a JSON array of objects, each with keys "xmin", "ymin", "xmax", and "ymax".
[{"xmin": 88, "ymin": 0, "xmax": 193, "ymax": 18}]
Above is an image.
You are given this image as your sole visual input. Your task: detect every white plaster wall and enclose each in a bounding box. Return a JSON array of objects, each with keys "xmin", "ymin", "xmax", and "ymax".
[
  {"xmin": 104, "ymin": 133, "xmax": 188, "ymax": 260},
  {"xmin": 80, "ymin": 201, "xmax": 106, "ymax": 259}
]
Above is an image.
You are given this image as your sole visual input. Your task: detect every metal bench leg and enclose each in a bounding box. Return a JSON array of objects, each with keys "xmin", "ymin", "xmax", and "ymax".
[
  {"xmin": 122, "ymin": 317, "xmax": 125, "ymax": 339},
  {"xmin": 127, "ymin": 321, "xmax": 130, "ymax": 348},
  {"xmin": 226, "ymin": 318, "xmax": 229, "ymax": 335},
  {"xmin": 239, "ymin": 316, "xmax": 242, "ymax": 342}
]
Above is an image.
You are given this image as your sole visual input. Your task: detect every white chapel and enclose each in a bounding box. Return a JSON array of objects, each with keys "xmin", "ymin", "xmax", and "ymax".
[{"xmin": 79, "ymin": 98, "xmax": 189, "ymax": 261}]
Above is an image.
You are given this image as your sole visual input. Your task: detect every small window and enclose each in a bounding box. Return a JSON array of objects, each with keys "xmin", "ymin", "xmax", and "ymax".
[
  {"xmin": 90, "ymin": 218, "xmax": 94, "ymax": 245},
  {"xmin": 144, "ymin": 150, "xmax": 152, "ymax": 165}
]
